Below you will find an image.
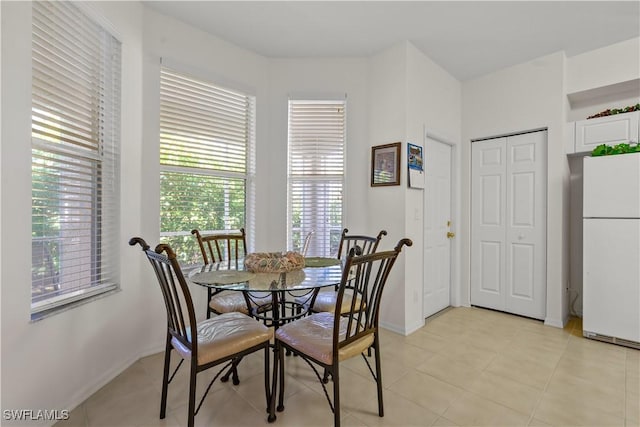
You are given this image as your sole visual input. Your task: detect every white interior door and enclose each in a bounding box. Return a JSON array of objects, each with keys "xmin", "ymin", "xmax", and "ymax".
[
  {"xmin": 424, "ymin": 138, "xmax": 452, "ymax": 318},
  {"xmin": 504, "ymin": 132, "xmax": 546, "ymax": 319},
  {"xmin": 471, "ymin": 131, "xmax": 547, "ymax": 320},
  {"xmin": 471, "ymin": 137, "xmax": 506, "ymax": 311}
]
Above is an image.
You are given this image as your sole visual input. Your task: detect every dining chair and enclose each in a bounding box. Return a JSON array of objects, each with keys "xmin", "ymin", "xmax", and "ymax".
[
  {"xmin": 129, "ymin": 237, "xmax": 275, "ymax": 427},
  {"xmin": 309, "ymin": 228, "xmax": 387, "ymax": 314},
  {"xmin": 273, "ymin": 238, "xmax": 412, "ymax": 427},
  {"xmin": 191, "ymin": 228, "xmax": 270, "ymax": 318},
  {"xmin": 301, "ymin": 229, "xmax": 315, "ymax": 256}
]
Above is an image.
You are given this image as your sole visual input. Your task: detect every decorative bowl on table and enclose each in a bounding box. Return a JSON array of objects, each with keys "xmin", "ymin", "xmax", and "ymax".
[{"xmin": 244, "ymin": 251, "xmax": 305, "ymax": 273}]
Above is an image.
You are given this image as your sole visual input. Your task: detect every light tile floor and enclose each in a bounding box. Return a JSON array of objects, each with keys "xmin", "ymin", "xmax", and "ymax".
[{"xmin": 56, "ymin": 307, "xmax": 640, "ymax": 427}]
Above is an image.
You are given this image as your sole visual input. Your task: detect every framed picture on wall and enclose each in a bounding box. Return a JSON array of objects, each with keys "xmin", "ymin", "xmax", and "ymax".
[
  {"xmin": 407, "ymin": 143, "xmax": 423, "ymax": 171},
  {"xmin": 371, "ymin": 142, "xmax": 401, "ymax": 186},
  {"xmin": 407, "ymin": 143, "xmax": 425, "ymax": 189}
]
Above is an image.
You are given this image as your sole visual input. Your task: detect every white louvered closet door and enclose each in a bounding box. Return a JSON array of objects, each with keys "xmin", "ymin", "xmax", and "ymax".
[{"xmin": 471, "ymin": 131, "xmax": 547, "ymax": 320}]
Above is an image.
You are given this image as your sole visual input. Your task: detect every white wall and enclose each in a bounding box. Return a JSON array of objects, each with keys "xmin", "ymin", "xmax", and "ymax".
[
  {"xmin": 404, "ymin": 43, "xmax": 462, "ymax": 333},
  {"xmin": 566, "ymin": 37, "xmax": 640, "ymax": 122},
  {"xmin": 142, "ymin": 6, "xmax": 270, "ymax": 250},
  {"xmin": 142, "ymin": 11, "xmax": 374, "ymax": 303},
  {"xmin": 462, "ymin": 52, "xmax": 569, "ymax": 327},
  {"xmin": 141, "ymin": 8, "xmax": 270, "ymax": 316},
  {"xmin": 1, "ymin": 1, "xmax": 145, "ymax": 421},
  {"xmin": 566, "ymin": 37, "xmax": 640, "ymax": 95},
  {"xmin": 368, "ymin": 42, "xmax": 462, "ymax": 334},
  {"xmin": 367, "ymin": 44, "xmax": 409, "ymax": 333}
]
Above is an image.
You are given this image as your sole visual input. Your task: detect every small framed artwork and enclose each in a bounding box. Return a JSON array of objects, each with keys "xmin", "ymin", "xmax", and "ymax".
[
  {"xmin": 407, "ymin": 143, "xmax": 423, "ymax": 171},
  {"xmin": 407, "ymin": 143, "xmax": 425, "ymax": 189},
  {"xmin": 371, "ymin": 142, "xmax": 401, "ymax": 186}
]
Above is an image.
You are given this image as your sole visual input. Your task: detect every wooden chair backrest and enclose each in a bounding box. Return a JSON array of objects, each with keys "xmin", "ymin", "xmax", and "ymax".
[
  {"xmin": 337, "ymin": 228, "xmax": 387, "ymax": 259},
  {"xmin": 191, "ymin": 228, "xmax": 247, "ymax": 268},
  {"xmin": 333, "ymin": 238, "xmax": 412, "ymax": 358},
  {"xmin": 301, "ymin": 230, "xmax": 315, "ymax": 256},
  {"xmin": 130, "ymin": 237, "xmax": 198, "ymax": 359}
]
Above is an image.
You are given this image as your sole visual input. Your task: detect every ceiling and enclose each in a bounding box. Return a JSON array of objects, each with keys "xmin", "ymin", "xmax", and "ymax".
[{"xmin": 143, "ymin": 1, "xmax": 640, "ymax": 82}]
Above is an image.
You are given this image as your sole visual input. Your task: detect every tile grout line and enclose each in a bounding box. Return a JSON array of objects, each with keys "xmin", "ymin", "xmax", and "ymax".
[
  {"xmin": 60, "ymin": 309, "xmax": 638, "ymax": 427},
  {"xmin": 460, "ymin": 325, "xmax": 539, "ymax": 426},
  {"xmin": 525, "ymin": 320, "xmax": 574, "ymax": 426}
]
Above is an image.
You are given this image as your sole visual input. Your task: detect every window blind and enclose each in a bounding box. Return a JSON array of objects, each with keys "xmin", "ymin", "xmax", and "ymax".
[
  {"xmin": 288, "ymin": 100, "xmax": 345, "ymax": 257},
  {"xmin": 159, "ymin": 68, "xmax": 255, "ymax": 264},
  {"xmin": 31, "ymin": 1, "xmax": 121, "ymax": 316}
]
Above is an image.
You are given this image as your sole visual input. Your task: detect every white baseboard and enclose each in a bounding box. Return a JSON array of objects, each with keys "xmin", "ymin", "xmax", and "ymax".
[
  {"xmin": 379, "ymin": 320, "xmax": 406, "ymax": 335},
  {"xmin": 544, "ymin": 316, "xmax": 566, "ymax": 328},
  {"xmin": 60, "ymin": 353, "xmax": 140, "ymax": 420},
  {"xmin": 139, "ymin": 344, "xmax": 165, "ymax": 359},
  {"xmin": 59, "ymin": 345, "xmax": 165, "ymax": 424},
  {"xmin": 379, "ymin": 319, "xmax": 424, "ymax": 336},
  {"xmin": 404, "ymin": 320, "xmax": 426, "ymax": 335}
]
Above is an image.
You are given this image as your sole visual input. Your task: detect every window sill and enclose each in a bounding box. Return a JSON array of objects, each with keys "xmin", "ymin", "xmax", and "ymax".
[{"xmin": 30, "ymin": 287, "xmax": 121, "ymax": 322}]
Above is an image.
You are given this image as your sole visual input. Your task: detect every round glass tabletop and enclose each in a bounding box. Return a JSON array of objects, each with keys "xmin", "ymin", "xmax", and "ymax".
[{"xmin": 189, "ymin": 259, "xmax": 344, "ymax": 292}]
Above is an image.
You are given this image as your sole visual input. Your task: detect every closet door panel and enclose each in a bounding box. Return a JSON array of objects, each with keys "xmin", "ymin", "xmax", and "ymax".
[
  {"xmin": 471, "ymin": 138, "xmax": 506, "ymax": 310},
  {"xmin": 505, "ymin": 131, "xmax": 547, "ymax": 319},
  {"xmin": 471, "ymin": 131, "xmax": 546, "ymax": 320}
]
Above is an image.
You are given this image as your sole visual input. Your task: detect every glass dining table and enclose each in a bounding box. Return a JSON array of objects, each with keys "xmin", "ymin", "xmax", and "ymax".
[
  {"xmin": 189, "ymin": 257, "xmax": 344, "ymax": 328},
  {"xmin": 189, "ymin": 257, "xmax": 344, "ymax": 422}
]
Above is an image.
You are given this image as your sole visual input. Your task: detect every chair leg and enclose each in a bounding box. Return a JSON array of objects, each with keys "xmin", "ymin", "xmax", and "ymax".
[
  {"xmin": 206, "ymin": 288, "xmax": 212, "ymax": 319},
  {"xmin": 160, "ymin": 335, "xmax": 172, "ymax": 419},
  {"xmin": 263, "ymin": 346, "xmax": 270, "ymax": 410},
  {"xmin": 322, "ymin": 368, "xmax": 330, "ymax": 383},
  {"xmin": 267, "ymin": 345, "xmax": 277, "ymax": 422},
  {"xmin": 187, "ymin": 360, "xmax": 198, "ymax": 427},
  {"xmin": 373, "ymin": 338, "xmax": 384, "ymax": 417},
  {"xmin": 277, "ymin": 343, "xmax": 286, "ymax": 412},
  {"xmin": 221, "ymin": 356, "xmax": 241, "ymax": 384},
  {"xmin": 231, "ymin": 358, "xmax": 240, "ymax": 385},
  {"xmin": 333, "ymin": 367, "xmax": 341, "ymax": 427}
]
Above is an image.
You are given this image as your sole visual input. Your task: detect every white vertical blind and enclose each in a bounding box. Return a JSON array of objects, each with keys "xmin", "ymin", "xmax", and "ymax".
[
  {"xmin": 288, "ymin": 100, "xmax": 346, "ymax": 257},
  {"xmin": 31, "ymin": 1, "xmax": 121, "ymax": 315},
  {"xmin": 159, "ymin": 68, "xmax": 255, "ymax": 264}
]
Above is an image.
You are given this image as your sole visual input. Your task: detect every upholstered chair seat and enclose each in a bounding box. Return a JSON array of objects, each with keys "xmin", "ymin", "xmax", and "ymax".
[
  {"xmin": 272, "ymin": 239, "xmax": 412, "ymax": 427},
  {"xmin": 309, "ymin": 290, "xmax": 365, "ymax": 314},
  {"xmin": 172, "ymin": 312, "xmax": 274, "ymax": 365},
  {"xmin": 209, "ymin": 291, "xmax": 272, "ymax": 316},
  {"xmin": 275, "ymin": 312, "xmax": 373, "ymax": 365},
  {"xmin": 129, "ymin": 238, "xmax": 276, "ymax": 427}
]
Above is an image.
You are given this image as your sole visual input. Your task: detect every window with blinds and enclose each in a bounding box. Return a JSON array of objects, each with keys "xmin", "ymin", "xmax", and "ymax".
[
  {"xmin": 159, "ymin": 68, "xmax": 255, "ymax": 264},
  {"xmin": 287, "ymin": 100, "xmax": 346, "ymax": 257},
  {"xmin": 31, "ymin": 1, "xmax": 122, "ymax": 317}
]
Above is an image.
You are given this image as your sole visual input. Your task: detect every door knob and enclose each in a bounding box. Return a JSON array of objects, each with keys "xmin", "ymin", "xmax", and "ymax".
[{"xmin": 447, "ymin": 232, "xmax": 455, "ymax": 239}]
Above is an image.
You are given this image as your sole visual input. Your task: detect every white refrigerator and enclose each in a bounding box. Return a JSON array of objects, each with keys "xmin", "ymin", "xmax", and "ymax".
[{"xmin": 583, "ymin": 152, "xmax": 640, "ymax": 348}]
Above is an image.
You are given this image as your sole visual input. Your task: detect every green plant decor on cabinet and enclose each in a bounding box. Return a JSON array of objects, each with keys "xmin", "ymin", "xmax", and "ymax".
[
  {"xmin": 587, "ymin": 103, "xmax": 640, "ymax": 119},
  {"xmin": 591, "ymin": 142, "xmax": 640, "ymax": 157}
]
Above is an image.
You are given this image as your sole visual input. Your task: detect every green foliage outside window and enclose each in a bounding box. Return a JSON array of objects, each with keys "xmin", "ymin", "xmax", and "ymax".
[
  {"xmin": 32, "ymin": 156, "xmax": 62, "ymax": 297},
  {"xmin": 160, "ymin": 172, "xmax": 246, "ymax": 265}
]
